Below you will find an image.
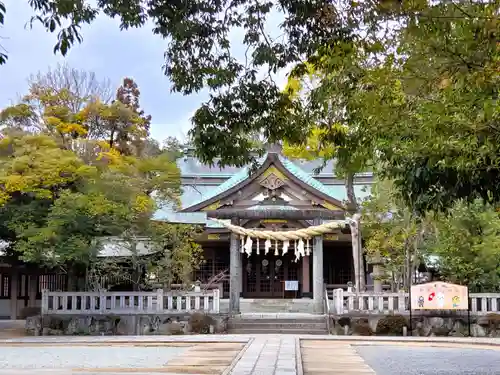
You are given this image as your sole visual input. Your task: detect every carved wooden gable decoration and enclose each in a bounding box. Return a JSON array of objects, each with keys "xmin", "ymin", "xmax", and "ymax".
[{"xmin": 182, "ymin": 152, "xmax": 345, "ymax": 213}]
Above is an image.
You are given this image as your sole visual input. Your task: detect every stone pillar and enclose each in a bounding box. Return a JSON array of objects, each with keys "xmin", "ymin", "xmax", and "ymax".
[
  {"xmin": 10, "ymin": 268, "xmax": 18, "ymax": 320},
  {"xmin": 301, "ymin": 255, "xmax": 311, "ymax": 298},
  {"xmin": 229, "ymin": 217, "xmax": 241, "ymax": 314},
  {"xmin": 29, "ymin": 274, "xmax": 37, "ymax": 307},
  {"xmin": 312, "ymin": 218, "xmax": 324, "ymax": 313},
  {"xmin": 371, "ymin": 256, "xmax": 384, "ymax": 293}
]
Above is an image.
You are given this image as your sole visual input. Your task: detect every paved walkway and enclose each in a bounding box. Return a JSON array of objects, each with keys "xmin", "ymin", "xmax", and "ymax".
[
  {"xmin": 230, "ymin": 336, "xmax": 297, "ymax": 375},
  {"xmin": 0, "ymin": 335, "xmax": 499, "ymax": 374}
]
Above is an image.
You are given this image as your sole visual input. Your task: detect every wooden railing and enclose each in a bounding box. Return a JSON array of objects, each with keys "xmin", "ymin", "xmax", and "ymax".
[
  {"xmin": 41, "ymin": 289, "xmax": 220, "ymax": 315},
  {"xmin": 331, "ymin": 289, "xmax": 500, "ymax": 316}
]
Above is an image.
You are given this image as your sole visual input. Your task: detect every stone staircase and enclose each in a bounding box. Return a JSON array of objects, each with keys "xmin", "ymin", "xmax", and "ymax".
[
  {"xmin": 224, "ymin": 299, "xmax": 328, "ymax": 334},
  {"xmin": 228, "ymin": 313, "xmax": 328, "ymax": 334},
  {"xmin": 220, "ymin": 298, "xmax": 319, "ymax": 314}
]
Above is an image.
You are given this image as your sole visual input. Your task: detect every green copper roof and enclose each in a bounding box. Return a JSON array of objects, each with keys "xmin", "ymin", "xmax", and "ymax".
[
  {"xmin": 183, "ymin": 154, "xmax": 268, "ymax": 209},
  {"xmin": 278, "ymin": 155, "xmax": 340, "ymax": 201},
  {"xmin": 182, "ymin": 153, "xmax": 352, "ymax": 210}
]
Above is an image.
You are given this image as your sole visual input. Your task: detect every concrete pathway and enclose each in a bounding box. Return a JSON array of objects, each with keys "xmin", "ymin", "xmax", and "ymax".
[{"xmin": 229, "ymin": 336, "xmax": 297, "ymax": 375}]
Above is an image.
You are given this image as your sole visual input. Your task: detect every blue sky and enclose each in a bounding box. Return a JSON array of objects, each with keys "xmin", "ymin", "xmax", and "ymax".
[{"xmin": 0, "ymin": 1, "xmax": 288, "ymax": 143}]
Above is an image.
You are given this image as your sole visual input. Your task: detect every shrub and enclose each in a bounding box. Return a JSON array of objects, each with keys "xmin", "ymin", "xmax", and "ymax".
[
  {"xmin": 352, "ymin": 319, "xmax": 373, "ymax": 336},
  {"xmin": 375, "ymin": 315, "xmax": 408, "ymax": 336},
  {"xmin": 189, "ymin": 312, "xmax": 215, "ymax": 334}
]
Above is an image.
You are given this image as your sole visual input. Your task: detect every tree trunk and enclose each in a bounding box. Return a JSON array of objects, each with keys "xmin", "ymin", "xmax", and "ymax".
[{"xmin": 345, "ymin": 173, "xmax": 366, "ymax": 291}]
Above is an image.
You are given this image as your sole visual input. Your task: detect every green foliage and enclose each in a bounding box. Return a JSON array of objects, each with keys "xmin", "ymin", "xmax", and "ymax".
[
  {"xmin": 0, "ymin": 71, "xmax": 198, "ymax": 286},
  {"xmin": 361, "ymin": 180, "xmax": 417, "ymax": 274},
  {"xmin": 375, "ymin": 315, "xmax": 408, "ymax": 336},
  {"xmin": 356, "ymin": 2, "xmax": 500, "ymax": 213},
  {"xmin": 423, "ymin": 200, "xmax": 500, "ymax": 291},
  {"xmin": 4, "ymin": 2, "xmax": 498, "ymax": 214}
]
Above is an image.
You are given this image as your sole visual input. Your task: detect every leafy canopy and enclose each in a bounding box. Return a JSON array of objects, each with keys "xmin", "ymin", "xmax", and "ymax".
[
  {"xmin": 2, "ymin": 1, "xmax": 498, "ymax": 214},
  {"xmin": 0, "ymin": 74, "xmax": 199, "ymax": 283},
  {"xmin": 424, "ymin": 200, "xmax": 500, "ymax": 291}
]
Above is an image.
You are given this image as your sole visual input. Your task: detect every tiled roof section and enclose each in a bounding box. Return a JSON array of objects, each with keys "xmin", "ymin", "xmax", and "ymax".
[
  {"xmin": 278, "ymin": 155, "xmax": 340, "ymax": 201},
  {"xmin": 177, "ymin": 154, "xmax": 336, "ymax": 177},
  {"xmin": 182, "ymin": 154, "xmax": 268, "ymax": 209}
]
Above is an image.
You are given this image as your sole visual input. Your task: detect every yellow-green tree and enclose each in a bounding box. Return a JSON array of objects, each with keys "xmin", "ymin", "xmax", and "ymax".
[
  {"xmin": 282, "ymin": 42, "xmax": 376, "ymax": 291},
  {"xmin": 0, "ymin": 75, "xmax": 201, "ymax": 286}
]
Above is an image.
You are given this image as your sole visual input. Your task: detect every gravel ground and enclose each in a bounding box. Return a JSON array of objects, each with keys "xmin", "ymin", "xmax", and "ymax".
[
  {"xmin": 0, "ymin": 346, "xmax": 189, "ymax": 369},
  {"xmin": 355, "ymin": 345, "xmax": 500, "ymax": 375}
]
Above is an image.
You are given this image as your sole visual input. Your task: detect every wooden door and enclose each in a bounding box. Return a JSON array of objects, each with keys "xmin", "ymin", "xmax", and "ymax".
[{"xmin": 243, "ymin": 251, "xmax": 300, "ymax": 298}]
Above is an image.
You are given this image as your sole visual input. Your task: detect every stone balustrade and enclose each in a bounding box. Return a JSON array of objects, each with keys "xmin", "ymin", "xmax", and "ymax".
[
  {"xmin": 41, "ymin": 289, "xmax": 221, "ymax": 315},
  {"xmin": 329, "ymin": 288, "xmax": 500, "ymax": 316}
]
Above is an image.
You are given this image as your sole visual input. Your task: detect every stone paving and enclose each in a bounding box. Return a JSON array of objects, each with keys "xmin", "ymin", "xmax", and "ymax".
[
  {"xmin": 0, "ymin": 335, "xmax": 500, "ymax": 374},
  {"xmin": 229, "ymin": 336, "xmax": 297, "ymax": 375}
]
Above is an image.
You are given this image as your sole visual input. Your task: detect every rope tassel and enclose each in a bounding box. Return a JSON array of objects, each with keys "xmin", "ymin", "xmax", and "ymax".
[
  {"xmin": 264, "ymin": 239, "xmax": 271, "ymax": 254},
  {"xmin": 244, "ymin": 236, "xmax": 253, "ymax": 257},
  {"xmin": 282, "ymin": 240, "xmax": 289, "ymax": 255}
]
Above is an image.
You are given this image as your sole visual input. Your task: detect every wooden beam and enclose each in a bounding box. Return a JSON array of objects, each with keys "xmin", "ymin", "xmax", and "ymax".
[{"xmin": 204, "ymin": 209, "xmax": 345, "ymax": 220}]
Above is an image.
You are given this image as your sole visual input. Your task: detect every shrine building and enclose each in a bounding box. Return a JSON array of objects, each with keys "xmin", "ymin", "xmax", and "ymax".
[{"xmin": 155, "ymin": 144, "xmax": 373, "ymax": 313}]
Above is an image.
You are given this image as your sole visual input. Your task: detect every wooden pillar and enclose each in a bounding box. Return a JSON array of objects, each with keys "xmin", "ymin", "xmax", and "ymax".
[
  {"xmin": 312, "ymin": 218, "xmax": 324, "ymax": 313},
  {"xmin": 301, "ymin": 255, "xmax": 311, "ymax": 298},
  {"xmin": 10, "ymin": 268, "xmax": 18, "ymax": 320},
  {"xmin": 229, "ymin": 217, "xmax": 241, "ymax": 314}
]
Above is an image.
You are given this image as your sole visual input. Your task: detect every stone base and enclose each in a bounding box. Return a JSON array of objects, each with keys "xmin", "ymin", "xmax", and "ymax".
[
  {"xmin": 25, "ymin": 313, "xmax": 229, "ymax": 336},
  {"xmin": 330, "ymin": 313, "xmax": 500, "ymax": 337}
]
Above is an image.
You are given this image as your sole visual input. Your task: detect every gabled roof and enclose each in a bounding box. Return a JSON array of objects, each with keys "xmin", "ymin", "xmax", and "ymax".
[
  {"xmin": 181, "ymin": 150, "xmax": 346, "ymax": 212},
  {"xmin": 182, "ymin": 154, "xmax": 268, "ymax": 209}
]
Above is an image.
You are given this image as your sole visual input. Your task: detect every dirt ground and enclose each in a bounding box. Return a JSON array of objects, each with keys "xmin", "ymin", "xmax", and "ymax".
[{"xmin": 0, "ymin": 320, "xmax": 26, "ymax": 338}]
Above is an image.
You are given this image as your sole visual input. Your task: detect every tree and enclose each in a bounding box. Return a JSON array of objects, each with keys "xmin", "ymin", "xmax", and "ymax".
[
  {"xmin": 28, "ymin": 63, "xmax": 114, "ymax": 112},
  {"xmin": 423, "ymin": 200, "xmax": 500, "ymax": 292},
  {"xmin": 5, "ymin": 3, "xmax": 495, "ymax": 213},
  {"xmin": 361, "ymin": 179, "xmax": 426, "ymax": 292},
  {"xmin": 353, "ymin": 1, "xmax": 499, "ymax": 213},
  {"xmin": 281, "ymin": 40, "xmax": 383, "ymax": 291},
  {"xmin": 0, "ymin": 75, "xmax": 200, "ymax": 286}
]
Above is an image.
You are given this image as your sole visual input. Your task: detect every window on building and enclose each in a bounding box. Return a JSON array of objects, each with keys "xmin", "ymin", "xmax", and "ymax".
[
  {"xmin": 37, "ymin": 274, "xmax": 67, "ymax": 298},
  {"xmin": 0, "ymin": 274, "xmax": 10, "ymax": 298}
]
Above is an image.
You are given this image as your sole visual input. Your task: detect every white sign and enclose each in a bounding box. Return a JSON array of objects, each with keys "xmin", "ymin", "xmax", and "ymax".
[{"xmin": 285, "ymin": 280, "xmax": 299, "ymax": 291}]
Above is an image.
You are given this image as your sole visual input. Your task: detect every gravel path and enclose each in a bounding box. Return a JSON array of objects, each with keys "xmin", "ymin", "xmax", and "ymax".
[
  {"xmin": 355, "ymin": 345, "xmax": 500, "ymax": 375},
  {"xmin": 0, "ymin": 346, "xmax": 189, "ymax": 369}
]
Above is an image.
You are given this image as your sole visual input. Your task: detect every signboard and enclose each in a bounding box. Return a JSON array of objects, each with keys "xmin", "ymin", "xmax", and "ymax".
[
  {"xmin": 410, "ymin": 282, "xmax": 468, "ymax": 310},
  {"xmin": 285, "ymin": 280, "xmax": 299, "ymax": 291}
]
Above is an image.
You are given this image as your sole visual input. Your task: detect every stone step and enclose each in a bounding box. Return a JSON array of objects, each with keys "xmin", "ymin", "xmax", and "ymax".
[
  {"xmin": 230, "ymin": 318, "xmax": 326, "ymax": 323},
  {"xmin": 230, "ymin": 322, "xmax": 327, "ymax": 329},
  {"xmin": 229, "ymin": 328, "xmax": 327, "ymax": 334},
  {"xmin": 228, "ymin": 314, "xmax": 328, "ymax": 334}
]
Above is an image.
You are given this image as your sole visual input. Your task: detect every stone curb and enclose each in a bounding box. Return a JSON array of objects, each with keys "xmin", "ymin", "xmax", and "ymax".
[
  {"xmin": 1, "ymin": 334, "xmax": 499, "ymax": 347},
  {"xmin": 297, "ymin": 335, "xmax": 500, "ymax": 347},
  {"xmin": 221, "ymin": 337, "xmax": 254, "ymax": 375},
  {"xmin": 295, "ymin": 337, "xmax": 304, "ymax": 375}
]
